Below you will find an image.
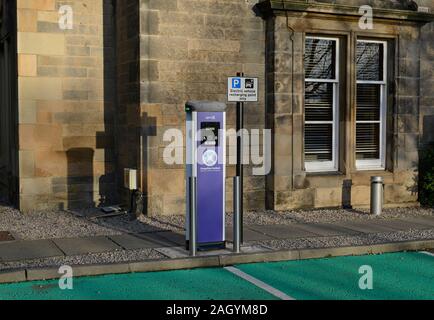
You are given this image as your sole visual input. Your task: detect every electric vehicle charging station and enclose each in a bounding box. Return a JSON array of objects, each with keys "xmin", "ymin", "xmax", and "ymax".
[{"xmin": 185, "ymin": 101, "xmax": 227, "ymax": 251}]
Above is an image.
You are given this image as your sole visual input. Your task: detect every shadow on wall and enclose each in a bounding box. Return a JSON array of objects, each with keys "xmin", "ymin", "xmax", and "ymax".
[
  {"xmin": 419, "ymin": 144, "xmax": 434, "ymax": 207},
  {"xmin": 65, "ymin": 1, "xmax": 117, "ymax": 211},
  {"xmin": 0, "ymin": 0, "xmax": 19, "ymax": 206},
  {"xmin": 99, "ymin": 0, "xmax": 117, "ymax": 207},
  {"xmin": 66, "ymin": 148, "xmax": 95, "ymax": 209},
  {"xmin": 114, "ymin": 0, "xmax": 142, "ymax": 213},
  {"xmin": 139, "ymin": 113, "xmax": 157, "ymax": 217},
  {"xmin": 342, "ymin": 179, "xmax": 353, "ymax": 209}
]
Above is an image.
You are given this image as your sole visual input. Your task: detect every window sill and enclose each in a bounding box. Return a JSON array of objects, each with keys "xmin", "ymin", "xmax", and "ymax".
[
  {"xmin": 350, "ymin": 169, "xmax": 394, "ymax": 176},
  {"xmin": 306, "ymin": 171, "xmax": 345, "ymax": 177},
  {"xmin": 354, "ymin": 166, "xmax": 387, "ymax": 173}
]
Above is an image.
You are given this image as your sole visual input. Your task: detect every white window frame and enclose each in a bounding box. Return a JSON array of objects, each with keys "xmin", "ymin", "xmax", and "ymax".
[
  {"xmin": 356, "ymin": 39, "xmax": 388, "ymax": 171},
  {"xmin": 304, "ymin": 36, "xmax": 340, "ymax": 173}
]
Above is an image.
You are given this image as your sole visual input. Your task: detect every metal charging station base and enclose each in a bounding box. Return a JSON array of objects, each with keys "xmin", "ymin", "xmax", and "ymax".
[{"xmin": 185, "ymin": 241, "xmax": 226, "ymax": 252}]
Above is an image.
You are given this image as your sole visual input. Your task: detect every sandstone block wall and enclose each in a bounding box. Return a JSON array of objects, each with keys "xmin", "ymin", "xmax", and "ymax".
[
  {"xmin": 16, "ymin": 0, "xmax": 116, "ymax": 211},
  {"xmin": 139, "ymin": 0, "xmax": 266, "ymax": 215},
  {"xmin": 8, "ymin": 0, "xmax": 434, "ymax": 213}
]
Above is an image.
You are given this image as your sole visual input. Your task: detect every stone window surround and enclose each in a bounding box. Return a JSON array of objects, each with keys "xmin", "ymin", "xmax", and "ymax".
[
  {"xmin": 302, "ymin": 34, "xmax": 395, "ymax": 176},
  {"xmin": 301, "ymin": 31, "xmax": 396, "ymax": 177},
  {"xmin": 256, "ymin": 1, "xmax": 434, "ymax": 24}
]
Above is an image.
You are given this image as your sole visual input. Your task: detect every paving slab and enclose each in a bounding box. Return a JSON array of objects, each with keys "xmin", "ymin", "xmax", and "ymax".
[
  {"xmin": 371, "ymin": 219, "xmax": 430, "ymax": 231},
  {"xmin": 109, "ymin": 233, "xmax": 174, "ymax": 249},
  {"xmin": 52, "ymin": 236, "xmax": 122, "ymax": 256},
  {"xmin": 2, "ymin": 239, "xmax": 434, "ymax": 284},
  {"xmin": 151, "ymin": 231, "xmax": 185, "ymax": 246},
  {"xmin": 247, "ymin": 224, "xmax": 318, "ymax": 239},
  {"xmin": 226, "ymin": 227, "xmax": 275, "ymax": 241},
  {"xmin": 0, "ymin": 240, "xmax": 64, "ymax": 262},
  {"xmin": 294, "ymin": 223, "xmax": 360, "ymax": 237},
  {"xmin": 401, "ymin": 216, "xmax": 434, "ymax": 229},
  {"xmin": 155, "ymin": 245, "xmax": 268, "ymax": 259},
  {"xmin": 335, "ymin": 221, "xmax": 397, "ymax": 234}
]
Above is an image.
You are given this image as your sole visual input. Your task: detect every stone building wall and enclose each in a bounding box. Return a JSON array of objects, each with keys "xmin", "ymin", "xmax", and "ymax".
[
  {"xmin": 16, "ymin": 0, "xmax": 116, "ymax": 211},
  {"xmin": 8, "ymin": 0, "xmax": 434, "ymax": 213},
  {"xmin": 139, "ymin": 0, "xmax": 266, "ymax": 215}
]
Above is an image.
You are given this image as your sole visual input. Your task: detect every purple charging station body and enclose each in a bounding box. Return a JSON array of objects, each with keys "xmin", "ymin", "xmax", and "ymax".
[{"xmin": 186, "ymin": 101, "xmax": 226, "ymax": 250}]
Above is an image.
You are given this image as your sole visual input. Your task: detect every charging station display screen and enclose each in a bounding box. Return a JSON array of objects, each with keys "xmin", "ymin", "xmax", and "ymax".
[{"xmin": 200, "ymin": 122, "xmax": 220, "ymax": 147}]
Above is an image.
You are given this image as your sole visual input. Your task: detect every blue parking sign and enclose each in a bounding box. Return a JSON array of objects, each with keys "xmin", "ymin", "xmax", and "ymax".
[
  {"xmin": 228, "ymin": 76, "xmax": 258, "ymax": 102},
  {"xmin": 232, "ymin": 78, "xmax": 241, "ymax": 89}
]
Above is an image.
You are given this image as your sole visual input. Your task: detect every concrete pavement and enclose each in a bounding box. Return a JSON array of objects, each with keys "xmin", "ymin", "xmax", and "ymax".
[
  {"xmin": 1, "ymin": 215, "xmax": 434, "ymax": 284},
  {"xmin": 1, "ymin": 216, "xmax": 434, "ymax": 263}
]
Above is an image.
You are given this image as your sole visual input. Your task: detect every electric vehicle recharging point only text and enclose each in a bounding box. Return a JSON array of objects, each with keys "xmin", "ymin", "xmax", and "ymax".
[{"xmin": 185, "ymin": 101, "xmax": 227, "ymax": 251}]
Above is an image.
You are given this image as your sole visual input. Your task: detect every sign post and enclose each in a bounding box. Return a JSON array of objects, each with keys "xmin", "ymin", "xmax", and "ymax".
[{"xmin": 228, "ymin": 74, "xmax": 259, "ymax": 245}]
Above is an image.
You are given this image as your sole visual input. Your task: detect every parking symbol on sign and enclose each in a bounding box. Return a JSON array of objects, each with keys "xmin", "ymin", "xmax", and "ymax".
[{"xmin": 232, "ymin": 78, "xmax": 241, "ymax": 89}]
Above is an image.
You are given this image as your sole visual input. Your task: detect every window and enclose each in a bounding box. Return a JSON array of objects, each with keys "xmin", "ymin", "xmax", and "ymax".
[
  {"xmin": 304, "ymin": 37, "xmax": 339, "ymax": 172},
  {"xmin": 356, "ymin": 40, "xmax": 387, "ymax": 170}
]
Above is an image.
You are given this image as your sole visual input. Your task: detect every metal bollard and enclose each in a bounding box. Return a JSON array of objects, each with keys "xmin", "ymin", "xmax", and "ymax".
[
  {"xmin": 370, "ymin": 176, "xmax": 384, "ymax": 216},
  {"xmin": 233, "ymin": 176, "xmax": 241, "ymax": 253},
  {"xmin": 189, "ymin": 177, "xmax": 197, "ymax": 257}
]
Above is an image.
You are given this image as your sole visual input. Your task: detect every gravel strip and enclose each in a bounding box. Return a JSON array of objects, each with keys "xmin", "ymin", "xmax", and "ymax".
[
  {"xmin": 134, "ymin": 207, "xmax": 434, "ymax": 230},
  {"xmin": 0, "ymin": 204, "xmax": 188, "ymax": 241},
  {"xmin": 230, "ymin": 207, "xmax": 434, "ymax": 225},
  {"xmin": 254, "ymin": 228, "xmax": 434, "ymax": 251},
  {"xmin": 0, "ymin": 248, "xmax": 166, "ymax": 272},
  {"xmin": 0, "ymin": 204, "xmax": 122, "ymax": 241},
  {"xmin": 1, "ymin": 201, "xmax": 433, "ymax": 242}
]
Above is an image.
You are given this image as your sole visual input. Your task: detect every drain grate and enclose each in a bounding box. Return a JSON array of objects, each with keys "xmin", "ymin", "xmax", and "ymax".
[{"xmin": 0, "ymin": 231, "xmax": 15, "ymax": 242}]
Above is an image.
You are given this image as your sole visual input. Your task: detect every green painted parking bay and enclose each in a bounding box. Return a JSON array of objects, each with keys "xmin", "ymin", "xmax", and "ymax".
[
  {"xmin": 0, "ymin": 252, "xmax": 433, "ymax": 300},
  {"xmin": 236, "ymin": 252, "xmax": 434, "ymax": 300},
  {"xmin": 0, "ymin": 268, "xmax": 277, "ymax": 300}
]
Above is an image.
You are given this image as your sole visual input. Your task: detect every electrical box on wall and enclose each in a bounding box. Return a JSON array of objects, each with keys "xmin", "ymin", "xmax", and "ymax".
[{"xmin": 124, "ymin": 169, "xmax": 137, "ymax": 190}]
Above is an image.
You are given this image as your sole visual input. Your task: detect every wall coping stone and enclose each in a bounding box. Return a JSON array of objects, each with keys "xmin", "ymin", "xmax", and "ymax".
[{"xmin": 255, "ymin": 0, "xmax": 434, "ymax": 24}]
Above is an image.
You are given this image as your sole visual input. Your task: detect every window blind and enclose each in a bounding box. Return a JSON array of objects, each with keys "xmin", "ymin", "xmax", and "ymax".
[{"xmin": 304, "ymin": 37, "xmax": 338, "ymax": 171}]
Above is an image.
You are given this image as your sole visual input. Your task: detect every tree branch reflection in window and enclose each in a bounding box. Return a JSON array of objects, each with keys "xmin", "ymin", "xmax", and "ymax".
[
  {"xmin": 356, "ymin": 42, "xmax": 384, "ymax": 81},
  {"xmin": 305, "ymin": 39, "xmax": 336, "ymax": 80}
]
